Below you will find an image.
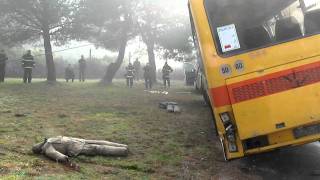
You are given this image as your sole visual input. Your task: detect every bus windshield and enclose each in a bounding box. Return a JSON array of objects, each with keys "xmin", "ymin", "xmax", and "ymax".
[{"xmin": 204, "ymin": 0, "xmax": 320, "ymax": 56}]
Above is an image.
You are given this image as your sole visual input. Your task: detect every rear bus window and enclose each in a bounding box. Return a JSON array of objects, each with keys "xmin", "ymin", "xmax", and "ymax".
[{"xmin": 204, "ymin": 0, "xmax": 320, "ymax": 56}]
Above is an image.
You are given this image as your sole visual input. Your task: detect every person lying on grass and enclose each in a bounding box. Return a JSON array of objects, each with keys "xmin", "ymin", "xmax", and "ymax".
[{"xmin": 32, "ymin": 136, "xmax": 128, "ymax": 169}]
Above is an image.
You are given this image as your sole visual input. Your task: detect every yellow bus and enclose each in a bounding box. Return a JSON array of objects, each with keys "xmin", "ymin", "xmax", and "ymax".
[{"xmin": 189, "ymin": 0, "xmax": 320, "ymax": 160}]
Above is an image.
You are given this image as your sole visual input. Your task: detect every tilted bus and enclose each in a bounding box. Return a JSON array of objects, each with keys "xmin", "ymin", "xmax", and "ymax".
[{"xmin": 189, "ymin": 0, "xmax": 320, "ymax": 160}]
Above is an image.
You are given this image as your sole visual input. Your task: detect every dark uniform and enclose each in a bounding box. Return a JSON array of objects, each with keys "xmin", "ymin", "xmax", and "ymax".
[
  {"xmin": 65, "ymin": 64, "xmax": 75, "ymax": 82},
  {"xmin": 125, "ymin": 63, "xmax": 135, "ymax": 88},
  {"xmin": 143, "ymin": 63, "xmax": 153, "ymax": 89},
  {"xmin": 162, "ymin": 62, "xmax": 173, "ymax": 88},
  {"xmin": 22, "ymin": 50, "xmax": 35, "ymax": 83},
  {"xmin": 78, "ymin": 56, "xmax": 86, "ymax": 82},
  {"xmin": 0, "ymin": 50, "xmax": 8, "ymax": 83},
  {"xmin": 133, "ymin": 59, "xmax": 141, "ymax": 81}
]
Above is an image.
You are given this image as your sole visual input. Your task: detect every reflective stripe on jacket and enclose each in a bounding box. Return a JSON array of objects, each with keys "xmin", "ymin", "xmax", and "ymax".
[{"xmin": 22, "ymin": 54, "xmax": 35, "ymax": 68}]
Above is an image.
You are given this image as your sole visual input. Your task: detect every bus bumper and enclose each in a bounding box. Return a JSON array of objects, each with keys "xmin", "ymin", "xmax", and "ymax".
[{"xmin": 223, "ymin": 122, "xmax": 320, "ymax": 160}]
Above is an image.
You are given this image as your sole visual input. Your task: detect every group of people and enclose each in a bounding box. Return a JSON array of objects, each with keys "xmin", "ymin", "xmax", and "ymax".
[
  {"xmin": 125, "ymin": 58, "xmax": 173, "ymax": 89},
  {"xmin": 0, "ymin": 49, "xmax": 88, "ymax": 84},
  {"xmin": 0, "ymin": 49, "xmax": 35, "ymax": 84},
  {"xmin": 0, "ymin": 49, "xmax": 174, "ymax": 87},
  {"xmin": 64, "ymin": 55, "xmax": 87, "ymax": 83}
]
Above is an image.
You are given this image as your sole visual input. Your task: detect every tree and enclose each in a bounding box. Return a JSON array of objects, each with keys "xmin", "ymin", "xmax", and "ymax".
[
  {"xmin": 74, "ymin": 0, "xmax": 191, "ymax": 84},
  {"xmin": 157, "ymin": 18, "xmax": 194, "ymax": 62},
  {"xmin": 73, "ymin": 0, "xmax": 134, "ymax": 85},
  {"xmin": 135, "ymin": 1, "xmax": 164, "ymax": 82},
  {"xmin": 0, "ymin": 0, "xmax": 79, "ymax": 82},
  {"xmin": 136, "ymin": 0, "xmax": 192, "ymax": 82}
]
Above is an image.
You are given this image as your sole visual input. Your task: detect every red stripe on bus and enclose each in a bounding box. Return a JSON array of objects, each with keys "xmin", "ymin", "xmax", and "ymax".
[
  {"xmin": 210, "ymin": 86, "xmax": 231, "ymax": 107},
  {"xmin": 210, "ymin": 61, "xmax": 320, "ymax": 107},
  {"xmin": 228, "ymin": 61, "xmax": 320, "ymax": 104}
]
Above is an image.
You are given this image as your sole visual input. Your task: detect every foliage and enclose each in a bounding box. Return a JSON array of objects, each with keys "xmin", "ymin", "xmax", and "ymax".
[
  {"xmin": 0, "ymin": 0, "xmax": 193, "ymax": 82},
  {"xmin": 135, "ymin": 0, "xmax": 193, "ymax": 62},
  {"xmin": 0, "ymin": 0, "xmax": 81, "ymax": 81},
  {"xmin": 72, "ymin": 0, "xmax": 135, "ymax": 84},
  {"xmin": 0, "ymin": 0, "xmax": 78, "ymax": 45},
  {"xmin": 72, "ymin": 0, "xmax": 133, "ymax": 51}
]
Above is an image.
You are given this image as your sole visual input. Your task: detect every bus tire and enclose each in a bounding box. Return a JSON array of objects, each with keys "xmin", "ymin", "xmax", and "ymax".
[
  {"xmin": 202, "ymin": 90, "xmax": 211, "ymax": 106},
  {"xmin": 210, "ymin": 108, "xmax": 219, "ymax": 137},
  {"xmin": 205, "ymin": 91, "xmax": 219, "ymax": 137}
]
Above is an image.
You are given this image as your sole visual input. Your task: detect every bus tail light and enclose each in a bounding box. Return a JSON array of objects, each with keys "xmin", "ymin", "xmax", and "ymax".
[
  {"xmin": 227, "ymin": 133, "xmax": 238, "ymax": 152},
  {"xmin": 220, "ymin": 112, "xmax": 231, "ymax": 124},
  {"xmin": 293, "ymin": 123, "xmax": 320, "ymax": 139},
  {"xmin": 219, "ymin": 112, "xmax": 238, "ymax": 152}
]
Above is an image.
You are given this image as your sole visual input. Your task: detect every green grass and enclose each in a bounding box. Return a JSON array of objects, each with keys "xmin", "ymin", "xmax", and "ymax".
[{"xmin": 0, "ymin": 79, "xmax": 222, "ymax": 179}]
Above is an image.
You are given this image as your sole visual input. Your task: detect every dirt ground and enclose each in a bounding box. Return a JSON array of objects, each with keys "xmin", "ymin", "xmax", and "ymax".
[{"xmin": 1, "ymin": 79, "xmax": 319, "ymax": 180}]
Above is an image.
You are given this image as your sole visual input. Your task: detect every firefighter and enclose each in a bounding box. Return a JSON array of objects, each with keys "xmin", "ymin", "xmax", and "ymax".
[
  {"xmin": 162, "ymin": 62, "xmax": 173, "ymax": 88},
  {"xmin": 125, "ymin": 63, "xmax": 135, "ymax": 88},
  {"xmin": 133, "ymin": 58, "xmax": 141, "ymax": 81},
  {"xmin": 65, "ymin": 64, "xmax": 75, "ymax": 83},
  {"xmin": 22, "ymin": 50, "xmax": 35, "ymax": 84},
  {"xmin": 0, "ymin": 50, "xmax": 8, "ymax": 83},
  {"xmin": 78, "ymin": 55, "xmax": 86, "ymax": 82},
  {"xmin": 143, "ymin": 63, "xmax": 153, "ymax": 89}
]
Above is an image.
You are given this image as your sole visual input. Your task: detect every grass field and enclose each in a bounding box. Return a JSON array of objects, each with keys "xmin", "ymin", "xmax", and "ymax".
[{"xmin": 0, "ymin": 79, "xmax": 256, "ymax": 179}]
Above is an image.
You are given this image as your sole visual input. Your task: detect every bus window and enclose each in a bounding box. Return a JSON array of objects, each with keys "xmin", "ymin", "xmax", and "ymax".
[
  {"xmin": 275, "ymin": 17, "xmax": 303, "ymax": 42},
  {"xmin": 301, "ymin": 0, "xmax": 319, "ymax": 11},
  {"xmin": 305, "ymin": 10, "xmax": 320, "ymax": 34},
  {"xmin": 204, "ymin": 0, "xmax": 320, "ymax": 56},
  {"xmin": 242, "ymin": 26, "xmax": 272, "ymax": 49}
]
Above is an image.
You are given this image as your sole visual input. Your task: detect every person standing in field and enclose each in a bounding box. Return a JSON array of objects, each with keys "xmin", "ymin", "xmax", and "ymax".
[
  {"xmin": 78, "ymin": 55, "xmax": 86, "ymax": 82},
  {"xmin": 125, "ymin": 63, "xmax": 135, "ymax": 88},
  {"xmin": 65, "ymin": 64, "xmax": 75, "ymax": 83},
  {"xmin": 133, "ymin": 58, "xmax": 141, "ymax": 81},
  {"xmin": 0, "ymin": 50, "xmax": 8, "ymax": 83},
  {"xmin": 162, "ymin": 62, "xmax": 173, "ymax": 88},
  {"xmin": 143, "ymin": 63, "xmax": 153, "ymax": 89},
  {"xmin": 22, "ymin": 50, "xmax": 35, "ymax": 84}
]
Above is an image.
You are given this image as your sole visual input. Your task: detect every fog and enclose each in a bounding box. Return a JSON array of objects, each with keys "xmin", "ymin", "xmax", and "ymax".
[{"xmin": 0, "ymin": 0, "xmax": 191, "ymax": 81}]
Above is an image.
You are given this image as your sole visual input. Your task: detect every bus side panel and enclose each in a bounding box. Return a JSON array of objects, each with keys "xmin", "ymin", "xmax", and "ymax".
[{"xmin": 227, "ymin": 57, "xmax": 320, "ymax": 140}]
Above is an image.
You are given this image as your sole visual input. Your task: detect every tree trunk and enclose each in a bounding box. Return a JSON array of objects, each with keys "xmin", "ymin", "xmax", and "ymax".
[
  {"xmin": 42, "ymin": 27, "xmax": 56, "ymax": 82},
  {"xmin": 101, "ymin": 36, "xmax": 128, "ymax": 85},
  {"xmin": 146, "ymin": 42, "xmax": 157, "ymax": 83}
]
